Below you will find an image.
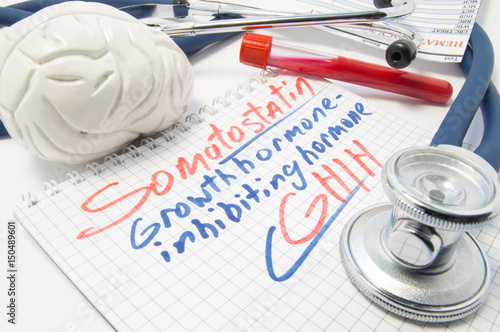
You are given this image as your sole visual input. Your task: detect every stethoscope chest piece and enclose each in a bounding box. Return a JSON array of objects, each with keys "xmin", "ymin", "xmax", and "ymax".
[{"xmin": 340, "ymin": 145, "xmax": 500, "ymax": 322}]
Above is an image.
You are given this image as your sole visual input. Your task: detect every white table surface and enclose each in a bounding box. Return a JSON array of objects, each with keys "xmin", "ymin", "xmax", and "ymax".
[{"xmin": 1, "ymin": 1, "xmax": 499, "ymax": 331}]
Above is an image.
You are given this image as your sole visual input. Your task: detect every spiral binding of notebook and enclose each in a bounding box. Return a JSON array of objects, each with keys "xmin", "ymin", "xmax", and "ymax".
[
  {"xmin": 14, "ymin": 68, "xmax": 467, "ymax": 332},
  {"xmin": 21, "ymin": 70, "xmax": 276, "ymax": 208}
]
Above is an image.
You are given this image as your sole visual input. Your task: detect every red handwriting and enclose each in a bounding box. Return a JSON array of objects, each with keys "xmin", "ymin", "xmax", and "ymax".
[
  {"xmin": 279, "ymin": 193, "xmax": 328, "ymax": 245},
  {"xmin": 78, "ymin": 77, "xmax": 315, "ymax": 239},
  {"xmin": 279, "ymin": 140, "xmax": 380, "ymax": 244},
  {"xmin": 175, "ymin": 77, "xmax": 315, "ymax": 179},
  {"xmin": 266, "ymin": 140, "xmax": 383, "ymax": 281},
  {"xmin": 78, "ymin": 170, "xmax": 174, "ymax": 239},
  {"xmin": 312, "ymin": 140, "xmax": 382, "ymax": 202}
]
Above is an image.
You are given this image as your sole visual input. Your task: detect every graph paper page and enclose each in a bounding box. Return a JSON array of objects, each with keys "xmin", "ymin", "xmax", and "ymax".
[{"xmin": 14, "ymin": 71, "xmax": 500, "ymax": 331}]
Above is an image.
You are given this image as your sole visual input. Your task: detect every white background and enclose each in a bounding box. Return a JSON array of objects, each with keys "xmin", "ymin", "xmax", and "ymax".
[{"xmin": 1, "ymin": 1, "xmax": 499, "ymax": 331}]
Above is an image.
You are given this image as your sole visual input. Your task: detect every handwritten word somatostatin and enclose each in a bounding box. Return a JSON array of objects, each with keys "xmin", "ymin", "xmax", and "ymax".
[
  {"xmin": 78, "ymin": 77, "xmax": 316, "ymax": 239},
  {"xmin": 78, "ymin": 75, "xmax": 383, "ymax": 282}
]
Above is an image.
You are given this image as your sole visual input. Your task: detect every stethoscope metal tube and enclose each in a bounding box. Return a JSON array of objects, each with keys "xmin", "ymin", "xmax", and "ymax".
[
  {"xmin": 155, "ymin": 5, "xmax": 413, "ymax": 35},
  {"xmin": 0, "ymin": 0, "xmax": 420, "ymax": 69},
  {"xmin": 120, "ymin": 2, "xmax": 309, "ymax": 19},
  {"xmin": 128, "ymin": 1, "xmax": 420, "ymax": 69},
  {"xmin": 0, "ymin": 0, "xmax": 235, "ymax": 54},
  {"xmin": 1, "ymin": 0, "xmax": 499, "ymax": 324},
  {"xmin": 0, "ymin": 0, "xmax": 421, "ymax": 136}
]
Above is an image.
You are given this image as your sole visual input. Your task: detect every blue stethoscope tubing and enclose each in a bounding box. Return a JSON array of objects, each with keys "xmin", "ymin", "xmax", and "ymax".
[
  {"xmin": 431, "ymin": 23, "xmax": 500, "ymax": 172},
  {"xmin": 0, "ymin": 0, "xmax": 237, "ymax": 136},
  {"xmin": 2, "ymin": 0, "xmax": 174, "ymax": 25},
  {"xmin": 0, "ymin": 0, "xmax": 235, "ymax": 136},
  {"xmin": 0, "ymin": 2, "xmax": 499, "ymax": 174},
  {"xmin": 1, "ymin": 0, "xmax": 236, "ymax": 54}
]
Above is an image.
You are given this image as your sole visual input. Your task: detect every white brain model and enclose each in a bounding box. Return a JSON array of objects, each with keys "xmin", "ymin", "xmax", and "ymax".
[{"xmin": 0, "ymin": 1, "xmax": 193, "ymax": 164}]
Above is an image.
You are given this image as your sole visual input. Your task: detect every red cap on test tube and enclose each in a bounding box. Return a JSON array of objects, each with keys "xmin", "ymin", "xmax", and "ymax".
[{"xmin": 239, "ymin": 33, "xmax": 272, "ymax": 69}]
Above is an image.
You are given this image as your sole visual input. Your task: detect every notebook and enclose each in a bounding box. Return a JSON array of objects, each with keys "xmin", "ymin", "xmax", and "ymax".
[{"xmin": 14, "ymin": 70, "xmax": 500, "ymax": 331}]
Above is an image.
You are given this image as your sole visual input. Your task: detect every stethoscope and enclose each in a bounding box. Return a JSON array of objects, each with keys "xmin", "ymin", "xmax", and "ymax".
[
  {"xmin": 0, "ymin": 0, "xmax": 421, "ymax": 137},
  {"xmin": 341, "ymin": 23, "xmax": 500, "ymax": 322},
  {"xmin": 1, "ymin": 0, "xmax": 499, "ymax": 323},
  {"xmin": 1, "ymin": 0, "xmax": 420, "ymax": 65}
]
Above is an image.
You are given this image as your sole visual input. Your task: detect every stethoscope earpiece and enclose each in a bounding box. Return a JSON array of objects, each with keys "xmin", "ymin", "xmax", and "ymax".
[
  {"xmin": 340, "ymin": 145, "xmax": 500, "ymax": 322},
  {"xmin": 385, "ymin": 39, "xmax": 418, "ymax": 69}
]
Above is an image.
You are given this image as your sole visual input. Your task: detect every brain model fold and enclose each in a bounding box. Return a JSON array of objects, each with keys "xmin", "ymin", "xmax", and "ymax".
[{"xmin": 0, "ymin": 1, "xmax": 194, "ymax": 164}]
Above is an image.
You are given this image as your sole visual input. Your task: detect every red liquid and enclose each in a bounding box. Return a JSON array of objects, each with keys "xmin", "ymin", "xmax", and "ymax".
[{"xmin": 267, "ymin": 56, "xmax": 453, "ymax": 103}]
